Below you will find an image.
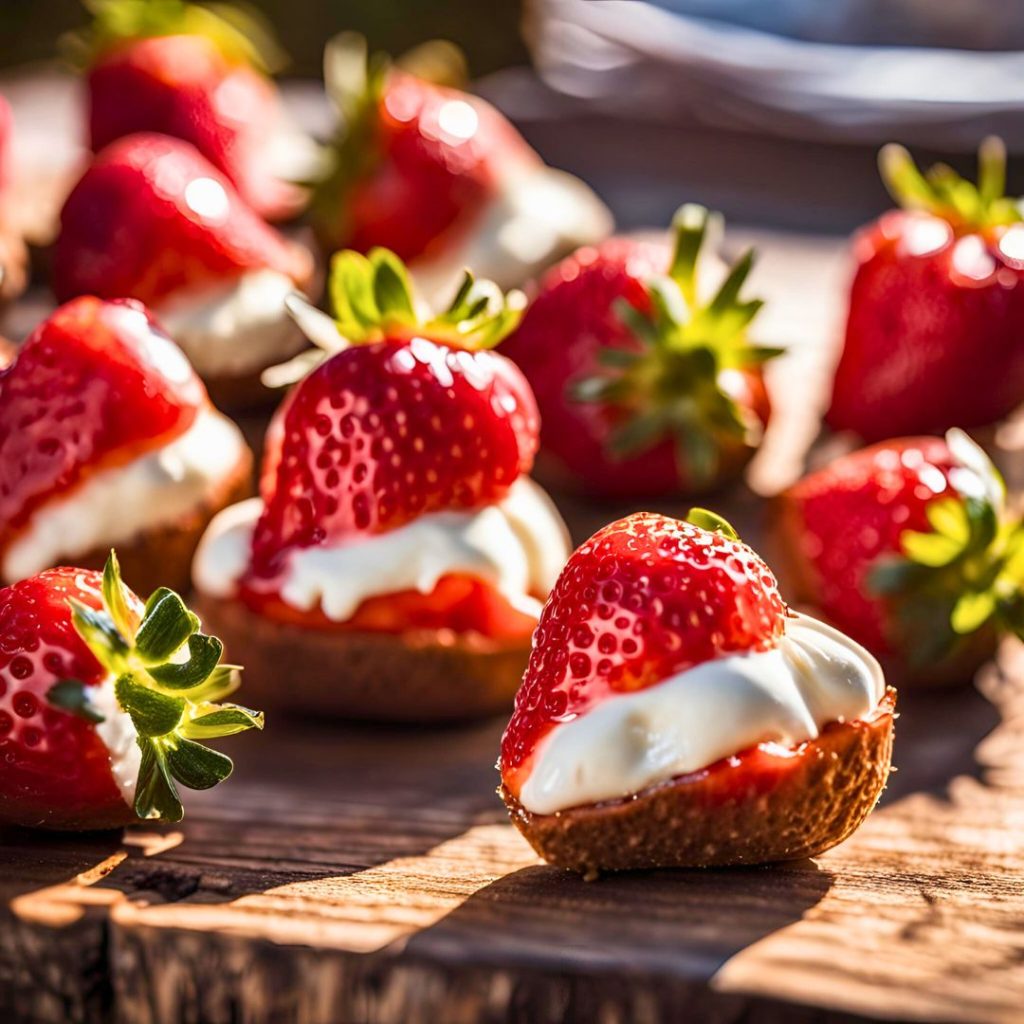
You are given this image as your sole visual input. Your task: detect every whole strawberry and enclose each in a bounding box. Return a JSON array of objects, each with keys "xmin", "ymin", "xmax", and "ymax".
[
  {"xmin": 0, "ymin": 297, "xmax": 203, "ymax": 565},
  {"xmin": 242, "ymin": 248, "xmax": 535, "ymax": 601},
  {"xmin": 776, "ymin": 429, "xmax": 1024, "ymax": 683},
  {"xmin": 0, "ymin": 552, "xmax": 262, "ymax": 830},
  {"xmin": 500, "ymin": 205, "xmax": 780, "ymax": 498},
  {"xmin": 500, "ymin": 509, "xmax": 787, "ymax": 795},
  {"xmin": 828, "ymin": 138, "xmax": 1024, "ymax": 440},
  {"xmin": 52, "ymin": 133, "xmax": 310, "ymax": 309},
  {"xmin": 72, "ymin": 0, "xmax": 300, "ymax": 220}
]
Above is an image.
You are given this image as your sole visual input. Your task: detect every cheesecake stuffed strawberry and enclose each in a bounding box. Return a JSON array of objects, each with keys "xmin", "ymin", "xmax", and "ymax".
[
  {"xmin": 499, "ymin": 510, "xmax": 894, "ymax": 876},
  {"xmin": 775, "ymin": 429, "xmax": 1024, "ymax": 686},
  {"xmin": 72, "ymin": 0, "xmax": 314, "ymax": 221},
  {"xmin": 500, "ymin": 205, "xmax": 780, "ymax": 498},
  {"xmin": 829, "ymin": 138, "xmax": 1024, "ymax": 440},
  {"xmin": 0, "ymin": 552, "xmax": 262, "ymax": 830},
  {"xmin": 52, "ymin": 133, "xmax": 315, "ymax": 408},
  {"xmin": 192, "ymin": 249, "xmax": 570, "ymax": 720},
  {"xmin": 309, "ymin": 33, "xmax": 611, "ymax": 304},
  {"xmin": 0, "ymin": 296, "xmax": 251, "ymax": 596}
]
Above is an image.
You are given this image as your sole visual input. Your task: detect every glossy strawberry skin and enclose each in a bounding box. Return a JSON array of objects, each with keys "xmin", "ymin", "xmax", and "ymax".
[
  {"xmin": 88, "ymin": 35, "xmax": 297, "ymax": 220},
  {"xmin": 0, "ymin": 297, "xmax": 205, "ymax": 565},
  {"xmin": 500, "ymin": 239, "xmax": 770, "ymax": 497},
  {"xmin": 828, "ymin": 212, "xmax": 1024, "ymax": 441},
  {"xmin": 0, "ymin": 568, "xmax": 135, "ymax": 830},
  {"xmin": 52, "ymin": 133, "xmax": 310, "ymax": 308},
  {"xmin": 327, "ymin": 72, "xmax": 534, "ymax": 261},
  {"xmin": 776, "ymin": 436, "xmax": 958, "ymax": 654},
  {"xmin": 243, "ymin": 335, "xmax": 540, "ymax": 587},
  {"xmin": 500, "ymin": 512, "xmax": 788, "ymax": 793}
]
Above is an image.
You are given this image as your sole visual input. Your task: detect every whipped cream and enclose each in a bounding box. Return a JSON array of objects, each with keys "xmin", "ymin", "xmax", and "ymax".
[
  {"xmin": 410, "ymin": 165, "xmax": 613, "ymax": 305},
  {"xmin": 2, "ymin": 409, "xmax": 247, "ymax": 582},
  {"xmin": 155, "ymin": 269, "xmax": 308, "ymax": 378},
  {"xmin": 90, "ymin": 676, "xmax": 142, "ymax": 809},
  {"xmin": 517, "ymin": 614, "xmax": 885, "ymax": 816},
  {"xmin": 193, "ymin": 477, "xmax": 571, "ymax": 622}
]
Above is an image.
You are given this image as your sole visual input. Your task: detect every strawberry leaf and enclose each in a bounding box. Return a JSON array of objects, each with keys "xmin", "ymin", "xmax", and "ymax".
[
  {"xmin": 952, "ymin": 589, "xmax": 998, "ymax": 634},
  {"xmin": 46, "ymin": 679, "xmax": 106, "ymax": 724},
  {"xmin": 68, "ymin": 597, "xmax": 130, "ymax": 673},
  {"xmin": 102, "ymin": 550, "xmax": 140, "ymax": 639},
  {"xmin": 686, "ymin": 508, "xmax": 740, "ymax": 541},
  {"xmin": 181, "ymin": 703, "xmax": 264, "ymax": 740},
  {"xmin": 147, "ymin": 633, "xmax": 224, "ymax": 690},
  {"xmin": 134, "ymin": 588, "xmax": 199, "ymax": 664},
  {"xmin": 134, "ymin": 742, "xmax": 183, "ymax": 822},
  {"xmin": 165, "ymin": 740, "xmax": 233, "ymax": 790}
]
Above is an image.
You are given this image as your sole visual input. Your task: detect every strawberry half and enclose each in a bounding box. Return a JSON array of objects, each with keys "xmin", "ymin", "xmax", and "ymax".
[
  {"xmin": 500, "ymin": 205, "xmax": 780, "ymax": 497},
  {"xmin": 0, "ymin": 296, "xmax": 205, "ymax": 570},
  {"xmin": 241, "ymin": 248, "xmax": 537, "ymax": 616},
  {"xmin": 500, "ymin": 509, "xmax": 787, "ymax": 795},
  {"xmin": 309, "ymin": 34, "xmax": 536, "ymax": 263},
  {"xmin": 52, "ymin": 133, "xmax": 311, "ymax": 309},
  {"xmin": 73, "ymin": 0, "xmax": 300, "ymax": 220},
  {"xmin": 0, "ymin": 552, "xmax": 262, "ymax": 830},
  {"xmin": 828, "ymin": 138, "xmax": 1024, "ymax": 440},
  {"xmin": 776, "ymin": 429, "xmax": 1024, "ymax": 681}
]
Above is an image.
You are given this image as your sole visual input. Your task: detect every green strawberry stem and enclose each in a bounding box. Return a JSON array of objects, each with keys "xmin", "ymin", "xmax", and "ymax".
[
  {"xmin": 879, "ymin": 136, "xmax": 1023, "ymax": 231},
  {"xmin": 266, "ymin": 248, "xmax": 525, "ymax": 388},
  {"xmin": 47, "ymin": 551, "xmax": 262, "ymax": 823},
  {"xmin": 66, "ymin": 0, "xmax": 286, "ymax": 72},
  {"xmin": 869, "ymin": 430, "xmax": 1024, "ymax": 665},
  {"xmin": 571, "ymin": 204, "xmax": 783, "ymax": 489},
  {"xmin": 686, "ymin": 507, "xmax": 740, "ymax": 541}
]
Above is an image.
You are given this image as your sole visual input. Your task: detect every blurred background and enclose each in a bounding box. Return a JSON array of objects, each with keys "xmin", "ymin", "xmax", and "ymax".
[{"xmin": 3, "ymin": 0, "xmax": 1024, "ymax": 235}]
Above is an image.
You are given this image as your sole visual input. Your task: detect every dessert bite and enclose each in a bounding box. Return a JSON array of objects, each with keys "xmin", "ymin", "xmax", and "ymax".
[
  {"xmin": 52, "ymin": 133, "xmax": 315, "ymax": 408},
  {"xmin": 500, "ymin": 205, "xmax": 780, "ymax": 498},
  {"xmin": 0, "ymin": 552, "xmax": 262, "ymax": 830},
  {"xmin": 193, "ymin": 249, "xmax": 571, "ymax": 721},
  {"xmin": 499, "ymin": 510, "xmax": 894, "ymax": 876},
  {"xmin": 0, "ymin": 296, "xmax": 251, "ymax": 596},
  {"xmin": 309, "ymin": 34, "xmax": 612, "ymax": 304},
  {"xmin": 828, "ymin": 138, "xmax": 1024, "ymax": 440},
  {"xmin": 73, "ymin": 0, "xmax": 313, "ymax": 221},
  {"xmin": 775, "ymin": 429, "xmax": 1024, "ymax": 686}
]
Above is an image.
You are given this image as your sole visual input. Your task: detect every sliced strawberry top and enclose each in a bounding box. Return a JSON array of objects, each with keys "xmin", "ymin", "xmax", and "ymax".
[
  {"xmin": 0, "ymin": 297, "xmax": 205, "ymax": 561},
  {"xmin": 780, "ymin": 436, "xmax": 958, "ymax": 652},
  {"xmin": 500, "ymin": 512, "xmax": 788, "ymax": 790},
  {"xmin": 244, "ymin": 334, "xmax": 539, "ymax": 584},
  {"xmin": 0, "ymin": 568, "xmax": 126, "ymax": 828},
  {"xmin": 52, "ymin": 133, "xmax": 310, "ymax": 308},
  {"xmin": 87, "ymin": 35, "xmax": 297, "ymax": 221}
]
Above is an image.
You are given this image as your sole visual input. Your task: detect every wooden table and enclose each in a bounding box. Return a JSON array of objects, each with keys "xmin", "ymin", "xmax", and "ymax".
[{"xmin": 4, "ymin": 74, "xmax": 1024, "ymax": 1024}]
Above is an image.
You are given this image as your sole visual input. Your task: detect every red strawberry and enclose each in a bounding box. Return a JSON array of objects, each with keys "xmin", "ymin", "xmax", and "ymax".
[
  {"xmin": 500, "ymin": 510, "xmax": 787, "ymax": 795},
  {"xmin": 52, "ymin": 133, "xmax": 311, "ymax": 309},
  {"xmin": 0, "ymin": 553, "xmax": 262, "ymax": 830},
  {"xmin": 500, "ymin": 205, "xmax": 779, "ymax": 498},
  {"xmin": 0, "ymin": 296, "xmax": 205, "ymax": 568},
  {"xmin": 776, "ymin": 429, "xmax": 1024, "ymax": 681},
  {"xmin": 828, "ymin": 138, "xmax": 1024, "ymax": 440},
  {"xmin": 76, "ymin": 0, "xmax": 298, "ymax": 220},
  {"xmin": 310, "ymin": 34, "xmax": 536, "ymax": 262},
  {"xmin": 241, "ymin": 248, "xmax": 537, "ymax": 612}
]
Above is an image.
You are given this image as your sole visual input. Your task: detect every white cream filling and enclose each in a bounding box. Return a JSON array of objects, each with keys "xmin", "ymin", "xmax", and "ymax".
[
  {"xmin": 410, "ymin": 164, "xmax": 613, "ymax": 305},
  {"xmin": 2, "ymin": 409, "xmax": 247, "ymax": 583},
  {"xmin": 155, "ymin": 269, "xmax": 307, "ymax": 378},
  {"xmin": 90, "ymin": 676, "xmax": 142, "ymax": 809},
  {"xmin": 517, "ymin": 614, "xmax": 886, "ymax": 816},
  {"xmin": 193, "ymin": 477, "xmax": 570, "ymax": 622}
]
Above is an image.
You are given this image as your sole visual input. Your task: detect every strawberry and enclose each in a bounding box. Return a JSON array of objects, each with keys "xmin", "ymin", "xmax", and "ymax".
[
  {"xmin": 776, "ymin": 429, "xmax": 1024, "ymax": 680},
  {"xmin": 241, "ymin": 248, "xmax": 537, "ymax": 620},
  {"xmin": 0, "ymin": 552, "xmax": 262, "ymax": 830},
  {"xmin": 499, "ymin": 205, "xmax": 780, "ymax": 498},
  {"xmin": 73, "ymin": 0, "xmax": 299, "ymax": 220},
  {"xmin": 500, "ymin": 509, "xmax": 787, "ymax": 794},
  {"xmin": 309, "ymin": 34, "xmax": 536, "ymax": 263},
  {"xmin": 0, "ymin": 296, "xmax": 205, "ymax": 569},
  {"xmin": 828, "ymin": 138, "xmax": 1024, "ymax": 440},
  {"xmin": 52, "ymin": 133, "xmax": 311, "ymax": 309}
]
